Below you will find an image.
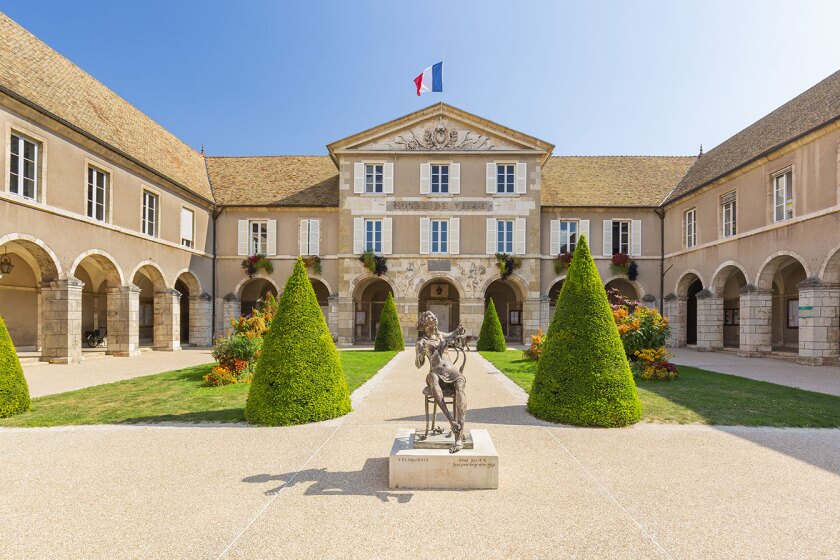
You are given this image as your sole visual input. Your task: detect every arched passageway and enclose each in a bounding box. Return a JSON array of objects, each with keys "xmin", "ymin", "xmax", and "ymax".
[
  {"xmin": 711, "ymin": 265, "xmax": 747, "ymax": 348},
  {"xmin": 763, "ymin": 258, "xmax": 807, "ymax": 352},
  {"xmin": 418, "ymin": 279, "xmax": 460, "ymax": 333},
  {"xmin": 353, "ymin": 278, "xmax": 393, "ymax": 343},
  {"xmin": 485, "ymin": 279, "xmax": 523, "ymax": 343},
  {"xmin": 75, "ymin": 253, "xmax": 122, "ymax": 353},
  {"xmin": 240, "ymin": 278, "xmax": 278, "ymax": 317},
  {"xmin": 132, "ymin": 263, "xmax": 179, "ymax": 351},
  {"xmin": 605, "ymin": 278, "xmax": 639, "ymax": 303},
  {"xmin": 310, "ymin": 278, "xmax": 330, "ymax": 318},
  {"xmin": 547, "ymin": 279, "xmax": 564, "ymax": 322}
]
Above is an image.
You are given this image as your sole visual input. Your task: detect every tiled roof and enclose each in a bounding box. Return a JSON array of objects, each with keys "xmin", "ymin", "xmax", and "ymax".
[
  {"xmin": 0, "ymin": 13, "xmax": 212, "ymax": 201},
  {"xmin": 206, "ymin": 156, "xmax": 339, "ymax": 206},
  {"xmin": 666, "ymin": 70, "xmax": 840, "ymax": 204},
  {"xmin": 541, "ymin": 156, "xmax": 694, "ymax": 207}
]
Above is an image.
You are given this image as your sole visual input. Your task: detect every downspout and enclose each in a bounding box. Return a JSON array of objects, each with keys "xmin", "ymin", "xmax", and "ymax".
[
  {"xmin": 654, "ymin": 206, "xmax": 665, "ymax": 314},
  {"xmin": 212, "ymin": 206, "xmax": 224, "ymax": 340}
]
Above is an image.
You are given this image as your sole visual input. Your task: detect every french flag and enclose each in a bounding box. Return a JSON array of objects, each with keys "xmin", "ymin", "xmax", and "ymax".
[{"xmin": 414, "ymin": 62, "xmax": 443, "ymax": 96}]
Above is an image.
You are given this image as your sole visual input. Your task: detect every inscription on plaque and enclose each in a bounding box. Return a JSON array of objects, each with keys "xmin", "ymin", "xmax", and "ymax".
[
  {"xmin": 387, "ymin": 200, "xmax": 493, "ymax": 212},
  {"xmin": 428, "ymin": 260, "xmax": 451, "ymax": 272}
]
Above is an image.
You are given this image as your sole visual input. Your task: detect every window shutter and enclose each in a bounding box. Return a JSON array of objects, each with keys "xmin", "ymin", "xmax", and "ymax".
[
  {"xmin": 603, "ymin": 220, "xmax": 612, "ymax": 257},
  {"xmin": 180, "ymin": 208, "xmax": 193, "ymax": 242},
  {"xmin": 299, "ymin": 219, "xmax": 309, "ymax": 256},
  {"xmin": 450, "ymin": 163, "xmax": 461, "ymax": 194},
  {"xmin": 309, "ymin": 219, "xmax": 320, "ymax": 256},
  {"xmin": 353, "ymin": 218, "xmax": 364, "ymax": 253},
  {"xmin": 486, "ymin": 163, "xmax": 496, "ymax": 194},
  {"xmin": 354, "ymin": 163, "xmax": 364, "ymax": 193},
  {"xmin": 266, "ymin": 220, "xmax": 277, "ymax": 256},
  {"xmin": 515, "ymin": 162, "xmax": 527, "ymax": 194},
  {"xmin": 486, "ymin": 218, "xmax": 496, "ymax": 254},
  {"xmin": 549, "ymin": 219, "xmax": 560, "ymax": 256},
  {"xmin": 449, "ymin": 218, "xmax": 460, "ymax": 255},
  {"xmin": 631, "ymin": 219, "xmax": 642, "ymax": 256},
  {"xmin": 420, "ymin": 163, "xmax": 430, "ymax": 194},
  {"xmin": 237, "ymin": 219, "xmax": 249, "ymax": 256},
  {"xmin": 579, "ymin": 219, "xmax": 590, "ymax": 245},
  {"xmin": 515, "ymin": 218, "xmax": 526, "ymax": 255},
  {"xmin": 419, "ymin": 218, "xmax": 430, "ymax": 255},
  {"xmin": 382, "ymin": 217, "xmax": 393, "ymax": 254},
  {"xmin": 383, "ymin": 162, "xmax": 394, "ymax": 194}
]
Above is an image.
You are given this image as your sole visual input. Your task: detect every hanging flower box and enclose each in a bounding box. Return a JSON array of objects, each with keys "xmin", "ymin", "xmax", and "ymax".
[
  {"xmin": 241, "ymin": 254, "xmax": 274, "ymax": 278},
  {"xmin": 609, "ymin": 252, "xmax": 638, "ymax": 280},
  {"xmin": 554, "ymin": 252, "xmax": 573, "ymax": 275},
  {"xmin": 495, "ymin": 252, "xmax": 522, "ymax": 281},
  {"xmin": 302, "ymin": 255, "xmax": 322, "ymax": 275},
  {"xmin": 359, "ymin": 249, "xmax": 388, "ymax": 276}
]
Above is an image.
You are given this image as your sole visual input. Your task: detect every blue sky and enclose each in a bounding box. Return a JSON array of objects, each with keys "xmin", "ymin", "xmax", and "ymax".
[{"xmin": 2, "ymin": 1, "xmax": 839, "ymax": 157}]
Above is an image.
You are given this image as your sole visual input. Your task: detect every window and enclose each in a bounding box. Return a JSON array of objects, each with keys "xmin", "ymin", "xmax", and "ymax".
[
  {"xmin": 431, "ymin": 220, "xmax": 448, "ymax": 253},
  {"xmin": 250, "ymin": 220, "xmax": 268, "ymax": 254},
  {"xmin": 773, "ymin": 169, "xmax": 793, "ymax": 222},
  {"xmin": 431, "ymin": 164, "xmax": 449, "ymax": 194},
  {"xmin": 365, "ymin": 219, "xmax": 382, "ymax": 253},
  {"xmin": 9, "ymin": 133, "xmax": 39, "ymax": 200},
  {"xmin": 497, "ymin": 220, "xmax": 514, "ymax": 253},
  {"xmin": 180, "ymin": 208, "xmax": 194, "ymax": 248},
  {"xmin": 496, "ymin": 163, "xmax": 515, "ymax": 194},
  {"xmin": 87, "ymin": 167, "xmax": 108, "ymax": 222},
  {"xmin": 559, "ymin": 220, "xmax": 578, "ymax": 254},
  {"xmin": 612, "ymin": 220, "xmax": 629, "ymax": 254},
  {"xmin": 141, "ymin": 190, "xmax": 159, "ymax": 236},
  {"xmin": 365, "ymin": 164, "xmax": 383, "ymax": 193},
  {"xmin": 721, "ymin": 191, "xmax": 736, "ymax": 238},
  {"xmin": 684, "ymin": 208, "xmax": 697, "ymax": 248}
]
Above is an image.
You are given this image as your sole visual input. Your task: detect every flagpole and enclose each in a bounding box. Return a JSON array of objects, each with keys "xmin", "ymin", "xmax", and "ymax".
[{"xmin": 440, "ymin": 51, "xmax": 445, "ymax": 119}]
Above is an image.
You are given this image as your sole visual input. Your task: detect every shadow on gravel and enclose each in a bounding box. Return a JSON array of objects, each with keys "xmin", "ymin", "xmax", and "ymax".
[
  {"xmin": 387, "ymin": 405, "xmax": 552, "ymax": 427},
  {"xmin": 243, "ymin": 457, "xmax": 413, "ymax": 503}
]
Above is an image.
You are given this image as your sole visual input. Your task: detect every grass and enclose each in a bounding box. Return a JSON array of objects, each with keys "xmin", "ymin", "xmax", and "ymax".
[
  {"xmin": 481, "ymin": 350, "xmax": 840, "ymax": 427},
  {"xmin": 0, "ymin": 350, "xmax": 397, "ymax": 428}
]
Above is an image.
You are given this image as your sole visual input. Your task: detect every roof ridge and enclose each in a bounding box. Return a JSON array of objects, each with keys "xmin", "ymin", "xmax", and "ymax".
[
  {"xmin": 205, "ymin": 154, "xmax": 331, "ymax": 159},
  {"xmin": 550, "ymin": 154, "xmax": 695, "ymax": 159}
]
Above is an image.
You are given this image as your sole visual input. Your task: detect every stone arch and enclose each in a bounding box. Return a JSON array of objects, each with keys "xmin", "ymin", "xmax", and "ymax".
[
  {"xmin": 417, "ymin": 276, "xmax": 462, "ymax": 334},
  {"xmin": 755, "ymin": 251, "xmax": 810, "ymax": 290},
  {"xmin": 310, "ymin": 276, "xmax": 334, "ymax": 296},
  {"xmin": 818, "ymin": 242, "xmax": 840, "ymax": 284},
  {"xmin": 479, "ymin": 272, "xmax": 528, "ymax": 301},
  {"xmin": 73, "ymin": 250, "xmax": 128, "ymax": 353},
  {"xmin": 172, "ymin": 268, "xmax": 202, "ymax": 295},
  {"xmin": 129, "ymin": 260, "xmax": 168, "ymax": 290},
  {"xmin": 70, "ymin": 249, "xmax": 125, "ymax": 287},
  {"xmin": 309, "ymin": 277, "xmax": 331, "ymax": 312},
  {"xmin": 233, "ymin": 275, "xmax": 280, "ymax": 300},
  {"xmin": 675, "ymin": 269, "xmax": 704, "ymax": 297},
  {"xmin": 484, "ymin": 276, "xmax": 526, "ymax": 343},
  {"xmin": 348, "ymin": 273, "xmax": 397, "ymax": 301},
  {"xmin": 0, "ymin": 233, "xmax": 62, "ymax": 282},
  {"xmin": 413, "ymin": 273, "xmax": 467, "ymax": 300},
  {"xmin": 352, "ymin": 276, "xmax": 395, "ymax": 343},
  {"xmin": 710, "ymin": 261, "xmax": 750, "ymax": 296},
  {"xmin": 603, "ymin": 275, "xmax": 646, "ymax": 299}
]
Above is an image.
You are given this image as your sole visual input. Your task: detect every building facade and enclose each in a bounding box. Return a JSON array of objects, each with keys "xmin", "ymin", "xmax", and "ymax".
[{"xmin": 0, "ymin": 13, "xmax": 838, "ymax": 365}]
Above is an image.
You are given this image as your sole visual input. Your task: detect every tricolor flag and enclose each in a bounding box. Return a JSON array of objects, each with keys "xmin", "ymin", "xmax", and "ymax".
[{"xmin": 414, "ymin": 61, "xmax": 443, "ymax": 96}]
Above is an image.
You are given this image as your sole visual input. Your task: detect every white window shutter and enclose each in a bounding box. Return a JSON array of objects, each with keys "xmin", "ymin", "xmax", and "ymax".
[
  {"xmin": 383, "ymin": 162, "xmax": 394, "ymax": 194},
  {"xmin": 515, "ymin": 162, "xmax": 527, "ymax": 194},
  {"xmin": 309, "ymin": 219, "xmax": 320, "ymax": 256},
  {"xmin": 449, "ymin": 218, "xmax": 460, "ymax": 254},
  {"xmin": 353, "ymin": 218, "xmax": 364, "ymax": 253},
  {"xmin": 266, "ymin": 220, "xmax": 277, "ymax": 256},
  {"xmin": 180, "ymin": 208, "xmax": 193, "ymax": 242},
  {"xmin": 382, "ymin": 217, "xmax": 393, "ymax": 254},
  {"xmin": 238, "ymin": 219, "xmax": 249, "ymax": 256},
  {"xmin": 579, "ymin": 219, "xmax": 590, "ymax": 246},
  {"xmin": 486, "ymin": 218, "xmax": 496, "ymax": 254},
  {"xmin": 603, "ymin": 220, "xmax": 613, "ymax": 257},
  {"xmin": 631, "ymin": 219, "xmax": 642, "ymax": 256},
  {"xmin": 420, "ymin": 163, "xmax": 430, "ymax": 195},
  {"xmin": 354, "ymin": 162, "xmax": 364, "ymax": 194},
  {"xmin": 515, "ymin": 218, "xmax": 526, "ymax": 255},
  {"xmin": 450, "ymin": 163, "xmax": 460, "ymax": 194},
  {"xmin": 419, "ymin": 218, "xmax": 430, "ymax": 255},
  {"xmin": 299, "ymin": 219, "xmax": 309, "ymax": 256},
  {"xmin": 549, "ymin": 220, "xmax": 560, "ymax": 255},
  {"xmin": 486, "ymin": 163, "xmax": 496, "ymax": 194}
]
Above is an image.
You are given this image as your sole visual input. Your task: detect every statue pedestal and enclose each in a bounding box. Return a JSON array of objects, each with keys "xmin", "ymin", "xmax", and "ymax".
[{"xmin": 388, "ymin": 429, "xmax": 498, "ymax": 489}]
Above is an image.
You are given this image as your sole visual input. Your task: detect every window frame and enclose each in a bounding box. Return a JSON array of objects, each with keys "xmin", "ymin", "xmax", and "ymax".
[
  {"xmin": 430, "ymin": 219, "xmax": 449, "ymax": 254},
  {"xmin": 684, "ymin": 208, "xmax": 697, "ymax": 248},
  {"xmin": 496, "ymin": 163, "xmax": 515, "ymax": 194},
  {"xmin": 558, "ymin": 220, "xmax": 578, "ymax": 255},
  {"xmin": 180, "ymin": 207, "xmax": 195, "ymax": 249},
  {"xmin": 496, "ymin": 219, "xmax": 514, "ymax": 254},
  {"xmin": 141, "ymin": 189, "xmax": 160, "ymax": 237},
  {"xmin": 364, "ymin": 218, "xmax": 383, "ymax": 253},
  {"xmin": 611, "ymin": 219, "xmax": 630, "ymax": 255},
  {"xmin": 772, "ymin": 168, "xmax": 794, "ymax": 223},
  {"xmin": 364, "ymin": 163, "xmax": 384, "ymax": 194},
  {"xmin": 249, "ymin": 219, "xmax": 268, "ymax": 255},
  {"xmin": 86, "ymin": 165, "xmax": 109, "ymax": 222},
  {"xmin": 721, "ymin": 190, "xmax": 736, "ymax": 238},
  {"xmin": 430, "ymin": 163, "xmax": 450, "ymax": 194},
  {"xmin": 8, "ymin": 131, "xmax": 40, "ymax": 201}
]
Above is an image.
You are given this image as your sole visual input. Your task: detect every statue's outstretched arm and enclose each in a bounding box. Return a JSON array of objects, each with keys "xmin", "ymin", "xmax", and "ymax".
[{"xmin": 414, "ymin": 339, "xmax": 426, "ymax": 369}]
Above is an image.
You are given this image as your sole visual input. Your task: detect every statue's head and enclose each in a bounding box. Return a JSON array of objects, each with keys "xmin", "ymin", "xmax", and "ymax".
[{"xmin": 417, "ymin": 311, "xmax": 438, "ymax": 336}]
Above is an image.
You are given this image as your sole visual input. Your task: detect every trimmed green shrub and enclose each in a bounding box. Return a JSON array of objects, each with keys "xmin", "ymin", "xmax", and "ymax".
[
  {"xmin": 528, "ymin": 236, "xmax": 641, "ymax": 427},
  {"xmin": 0, "ymin": 314, "xmax": 30, "ymax": 418},
  {"xmin": 374, "ymin": 292, "xmax": 404, "ymax": 351},
  {"xmin": 245, "ymin": 259, "xmax": 350, "ymax": 426},
  {"xmin": 477, "ymin": 298, "xmax": 506, "ymax": 352}
]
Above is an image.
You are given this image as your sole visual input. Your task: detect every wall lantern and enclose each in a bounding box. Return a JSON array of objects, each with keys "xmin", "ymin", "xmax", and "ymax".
[{"xmin": 0, "ymin": 248, "xmax": 14, "ymax": 277}]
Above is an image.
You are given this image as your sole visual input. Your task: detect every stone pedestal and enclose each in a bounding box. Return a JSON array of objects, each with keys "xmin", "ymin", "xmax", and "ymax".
[
  {"xmin": 663, "ymin": 293, "xmax": 686, "ymax": 347},
  {"xmin": 695, "ymin": 289, "xmax": 724, "ymax": 351},
  {"xmin": 739, "ymin": 284, "xmax": 772, "ymax": 357},
  {"xmin": 40, "ymin": 277, "xmax": 84, "ymax": 363},
  {"xmin": 188, "ymin": 293, "xmax": 213, "ymax": 347},
  {"xmin": 797, "ymin": 279, "xmax": 840, "ymax": 365},
  {"xmin": 389, "ymin": 429, "xmax": 498, "ymax": 489},
  {"xmin": 153, "ymin": 289, "xmax": 181, "ymax": 351},
  {"xmin": 106, "ymin": 284, "xmax": 140, "ymax": 357}
]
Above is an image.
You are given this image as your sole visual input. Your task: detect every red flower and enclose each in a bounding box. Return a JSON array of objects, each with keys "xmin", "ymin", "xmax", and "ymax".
[{"xmin": 611, "ymin": 252, "xmax": 630, "ymax": 266}]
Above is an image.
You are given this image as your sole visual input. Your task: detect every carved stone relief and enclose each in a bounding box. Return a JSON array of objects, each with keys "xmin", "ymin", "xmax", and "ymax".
[{"xmin": 456, "ymin": 262, "xmax": 487, "ymax": 298}]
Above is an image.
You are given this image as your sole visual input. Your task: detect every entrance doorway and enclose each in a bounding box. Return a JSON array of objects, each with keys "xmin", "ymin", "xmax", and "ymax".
[
  {"xmin": 418, "ymin": 279, "xmax": 460, "ymax": 334},
  {"xmin": 353, "ymin": 278, "xmax": 393, "ymax": 343}
]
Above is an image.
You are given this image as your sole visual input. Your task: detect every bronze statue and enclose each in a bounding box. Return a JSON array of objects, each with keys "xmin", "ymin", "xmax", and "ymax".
[{"xmin": 414, "ymin": 311, "xmax": 475, "ymax": 453}]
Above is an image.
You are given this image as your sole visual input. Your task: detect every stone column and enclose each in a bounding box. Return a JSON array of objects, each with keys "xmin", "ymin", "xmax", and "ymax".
[
  {"xmin": 335, "ymin": 295, "xmax": 354, "ymax": 346},
  {"xmin": 188, "ymin": 293, "xmax": 213, "ymax": 347},
  {"xmin": 663, "ymin": 293, "xmax": 686, "ymax": 347},
  {"xmin": 395, "ymin": 297, "xmax": 418, "ymax": 344},
  {"xmin": 459, "ymin": 297, "xmax": 485, "ymax": 343},
  {"xmin": 522, "ymin": 297, "xmax": 542, "ymax": 344},
  {"xmin": 797, "ymin": 278, "xmax": 840, "ymax": 365},
  {"xmin": 40, "ymin": 277, "xmax": 84, "ymax": 363},
  {"xmin": 221, "ymin": 294, "xmax": 241, "ymax": 337},
  {"xmin": 538, "ymin": 296, "xmax": 551, "ymax": 333},
  {"xmin": 106, "ymin": 284, "xmax": 140, "ymax": 357},
  {"xmin": 695, "ymin": 289, "xmax": 724, "ymax": 351},
  {"xmin": 738, "ymin": 284, "xmax": 772, "ymax": 357},
  {"xmin": 641, "ymin": 294, "xmax": 658, "ymax": 309},
  {"xmin": 153, "ymin": 288, "xmax": 181, "ymax": 351},
  {"xmin": 327, "ymin": 295, "xmax": 340, "ymax": 342}
]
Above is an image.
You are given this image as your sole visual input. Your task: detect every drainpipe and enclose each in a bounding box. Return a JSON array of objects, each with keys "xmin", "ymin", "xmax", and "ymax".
[
  {"xmin": 212, "ymin": 206, "xmax": 224, "ymax": 340},
  {"xmin": 654, "ymin": 206, "xmax": 665, "ymax": 315}
]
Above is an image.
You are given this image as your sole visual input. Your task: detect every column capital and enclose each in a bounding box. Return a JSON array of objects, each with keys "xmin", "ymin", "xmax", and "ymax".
[{"xmin": 739, "ymin": 283, "xmax": 771, "ymax": 296}]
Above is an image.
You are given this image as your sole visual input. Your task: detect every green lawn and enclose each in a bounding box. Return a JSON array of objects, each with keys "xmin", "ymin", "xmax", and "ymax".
[
  {"xmin": 481, "ymin": 350, "xmax": 840, "ymax": 427},
  {"xmin": 0, "ymin": 350, "xmax": 397, "ymax": 428}
]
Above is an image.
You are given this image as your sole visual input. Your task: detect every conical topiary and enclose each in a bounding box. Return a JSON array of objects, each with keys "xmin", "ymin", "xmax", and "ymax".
[
  {"xmin": 477, "ymin": 297, "xmax": 506, "ymax": 352},
  {"xmin": 0, "ymin": 314, "xmax": 30, "ymax": 418},
  {"xmin": 528, "ymin": 235, "xmax": 641, "ymax": 427},
  {"xmin": 374, "ymin": 292, "xmax": 404, "ymax": 351},
  {"xmin": 245, "ymin": 259, "xmax": 350, "ymax": 425}
]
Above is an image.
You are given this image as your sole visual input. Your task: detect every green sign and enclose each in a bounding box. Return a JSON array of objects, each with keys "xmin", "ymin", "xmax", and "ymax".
[{"xmin": 799, "ymin": 305, "xmax": 813, "ymax": 311}]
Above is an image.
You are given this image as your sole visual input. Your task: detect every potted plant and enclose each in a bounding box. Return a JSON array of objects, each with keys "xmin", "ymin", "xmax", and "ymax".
[
  {"xmin": 609, "ymin": 252, "xmax": 638, "ymax": 279},
  {"xmin": 359, "ymin": 249, "xmax": 388, "ymax": 276},
  {"xmin": 494, "ymin": 252, "xmax": 522, "ymax": 281},
  {"xmin": 554, "ymin": 252, "xmax": 573, "ymax": 275},
  {"xmin": 302, "ymin": 255, "xmax": 322, "ymax": 275},
  {"xmin": 241, "ymin": 254, "xmax": 274, "ymax": 278}
]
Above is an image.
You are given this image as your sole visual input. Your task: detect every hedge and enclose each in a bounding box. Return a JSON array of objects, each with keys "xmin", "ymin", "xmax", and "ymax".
[
  {"xmin": 528, "ymin": 235, "xmax": 642, "ymax": 427},
  {"xmin": 0, "ymin": 314, "xmax": 30, "ymax": 418},
  {"xmin": 374, "ymin": 292, "xmax": 404, "ymax": 351},
  {"xmin": 245, "ymin": 259, "xmax": 351, "ymax": 425},
  {"xmin": 477, "ymin": 297, "xmax": 506, "ymax": 352}
]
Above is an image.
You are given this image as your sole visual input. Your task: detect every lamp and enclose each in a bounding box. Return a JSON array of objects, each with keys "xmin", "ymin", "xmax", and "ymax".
[{"xmin": 0, "ymin": 248, "xmax": 14, "ymax": 277}]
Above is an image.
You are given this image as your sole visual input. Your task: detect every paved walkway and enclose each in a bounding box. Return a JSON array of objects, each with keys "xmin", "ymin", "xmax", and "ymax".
[
  {"xmin": 670, "ymin": 347, "xmax": 840, "ymax": 396},
  {"xmin": 23, "ymin": 348, "xmax": 215, "ymax": 397},
  {"xmin": 2, "ymin": 350, "xmax": 839, "ymax": 559}
]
